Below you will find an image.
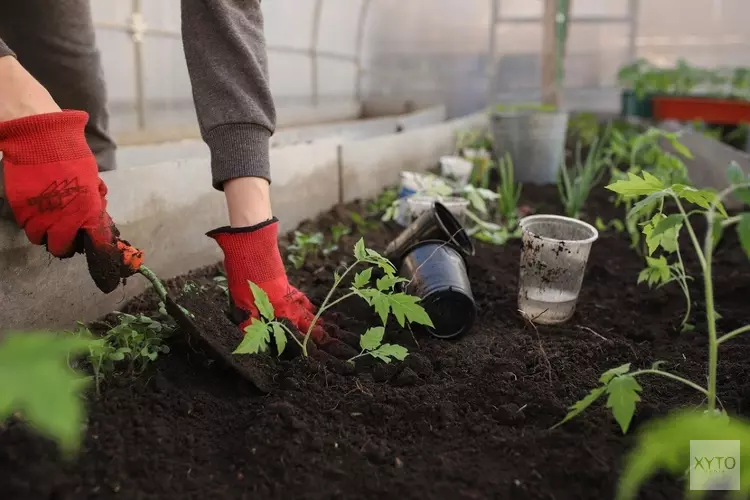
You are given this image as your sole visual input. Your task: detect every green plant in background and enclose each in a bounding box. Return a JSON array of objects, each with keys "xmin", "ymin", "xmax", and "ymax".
[
  {"xmin": 350, "ymin": 211, "xmax": 378, "ymax": 233},
  {"xmin": 367, "ymin": 187, "xmax": 398, "ymax": 217},
  {"xmin": 558, "ymin": 126, "xmax": 612, "ymax": 219},
  {"xmin": 594, "ymin": 217, "xmax": 625, "ymax": 233},
  {"xmin": 0, "ymin": 331, "xmax": 93, "ymax": 455},
  {"xmin": 235, "ymin": 238, "xmax": 433, "ymax": 358},
  {"xmin": 555, "ymin": 167, "xmax": 750, "ymax": 455},
  {"xmin": 495, "ymin": 152, "xmax": 522, "ymax": 224},
  {"xmin": 287, "ymin": 231, "xmax": 325, "ymax": 269},
  {"xmin": 70, "ymin": 310, "xmax": 175, "ymax": 395},
  {"xmin": 346, "ymin": 326, "xmax": 408, "ymax": 364},
  {"xmin": 606, "ymin": 127, "xmax": 694, "ymax": 253},
  {"xmin": 468, "ymin": 155, "xmax": 494, "ymax": 188},
  {"xmin": 567, "ymin": 112, "xmax": 600, "ymax": 147},
  {"xmin": 456, "ymin": 129, "xmax": 492, "ymax": 152},
  {"xmin": 493, "ymin": 102, "xmax": 557, "ymax": 114}
]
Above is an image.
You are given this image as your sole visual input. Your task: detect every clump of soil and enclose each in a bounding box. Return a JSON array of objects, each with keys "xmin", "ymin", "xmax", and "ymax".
[{"xmin": 2, "ymin": 186, "xmax": 749, "ymax": 500}]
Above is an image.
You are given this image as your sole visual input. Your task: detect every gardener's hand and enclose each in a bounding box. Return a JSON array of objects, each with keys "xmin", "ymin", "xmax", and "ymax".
[
  {"xmin": 0, "ymin": 110, "xmax": 138, "ymax": 292},
  {"xmin": 208, "ymin": 219, "xmax": 358, "ymax": 358}
]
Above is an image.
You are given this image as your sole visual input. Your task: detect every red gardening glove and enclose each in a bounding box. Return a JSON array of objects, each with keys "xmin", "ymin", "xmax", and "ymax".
[
  {"xmin": 208, "ymin": 218, "xmax": 357, "ymax": 358},
  {"xmin": 0, "ymin": 110, "xmax": 137, "ymax": 292}
]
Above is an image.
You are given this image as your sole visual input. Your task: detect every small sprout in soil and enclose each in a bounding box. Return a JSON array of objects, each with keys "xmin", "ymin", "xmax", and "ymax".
[
  {"xmin": 367, "ymin": 187, "xmax": 398, "ymax": 217},
  {"xmin": 350, "ymin": 211, "xmax": 378, "ymax": 233},
  {"xmin": 70, "ymin": 310, "xmax": 175, "ymax": 396},
  {"xmin": 594, "ymin": 216, "xmax": 625, "ymax": 233},
  {"xmin": 556, "ymin": 165, "xmax": 750, "ymax": 496},
  {"xmin": 235, "ymin": 238, "xmax": 433, "ymax": 358},
  {"xmin": 347, "ymin": 326, "xmax": 409, "ymax": 364},
  {"xmin": 557, "ymin": 124, "xmax": 612, "ymax": 219},
  {"xmin": 1, "ymin": 331, "xmax": 92, "ymax": 456},
  {"xmin": 288, "ymin": 231, "xmax": 325, "ymax": 269},
  {"xmin": 330, "ymin": 223, "xmax": 351, "ymax": 245},
  {"xmin": 213, "ymin": 275, "xmax": 229, "ymax": 296},
  {"xmin": 495, "ymin": 152, "xmax": 522, "ymax": 225}
]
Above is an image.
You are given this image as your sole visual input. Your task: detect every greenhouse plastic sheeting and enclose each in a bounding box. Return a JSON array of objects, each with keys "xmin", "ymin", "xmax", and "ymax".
[{"xmin": 83, "ymin": 0, "xmax": 750, "ymax": 137}]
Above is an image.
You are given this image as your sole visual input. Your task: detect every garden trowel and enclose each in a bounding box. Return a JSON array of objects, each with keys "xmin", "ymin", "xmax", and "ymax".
[{"xmin": 114, "ymin": 240, "xmax": 278, "ymax": 392}]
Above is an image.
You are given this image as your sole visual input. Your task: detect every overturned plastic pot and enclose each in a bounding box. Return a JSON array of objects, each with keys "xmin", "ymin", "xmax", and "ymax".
[
  {"xmin": 385, "ymin": 201, "xmax": 475, "ymax": 267},
  {"xmin": 399, "ymin": 240, "xmax": 476, "ymax": 339}
]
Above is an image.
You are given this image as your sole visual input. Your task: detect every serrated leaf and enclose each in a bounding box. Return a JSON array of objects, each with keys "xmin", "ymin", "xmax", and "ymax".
[
  {"xmin": 354, "ymin": 238, "xmax": 367, "ymax": 260},
  {"xmin": 360, "ymin": 326, "xmax": 385, "ymax": 351},
  {"xmin": 376, "ymin": 274, "xmax": 405, "ymax": 292},
  {"xmin": 599, "ymin": 363, "xmax": 631, "ymax": 384},
  {"xmin": 627, "ymin": 191, "xmax": 667, "ymax": 221},
  {"xmin": 270, "ymin": 323, "xmax": 287, "ymax": 356},
  {"xmin": 650, "ymin": 214, "xmax": 684, "ymax": 239},
  {"xmin": 248, "ymin": 282, "xmax": 274, "ymax": 320},
  {"xmin": 616, "ymin": 410, "xmax": 750, "ymax": 500},
  {"xmin": 369, "ymin": 343, "xmax": 409, "ymax": 363},
  {"xmin": 551, "ymin": 386, "xmax": 607, "ymax": 430},
  {"xmin": 234, "ymin": 319, "xmax": 270, "ymax": 354},
  {"xmin": 606, "ymin": 375, "xmax": 642, "ymax": 434},
  {"xmin": 637, "ymin": 268, "xmax": 650, "ymax": 284},
  {"xmin": 387, "ymin": 293, "xmax": 434, "ymax": 327},
  {"xmin": 737, "ymin": 214, "xmax": 750, "ymax": 260},
  {"xmin": 353, "ymin": 268, "xmax": 373, "ymax": 289},
  {"xmin": 606, "ymin": 171, "xmax": 665, "ymax": 198}
]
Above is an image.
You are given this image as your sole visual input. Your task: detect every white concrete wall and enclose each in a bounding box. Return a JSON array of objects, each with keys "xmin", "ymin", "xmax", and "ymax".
[{"xmin": 0, "ymin": 107, "xmax": 485, "ymax": 331}]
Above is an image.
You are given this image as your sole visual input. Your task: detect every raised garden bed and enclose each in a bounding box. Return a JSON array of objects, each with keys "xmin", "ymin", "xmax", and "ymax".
[{"xmin": 2, "ymin": 172, "xmax": 750, "ymax": 499}]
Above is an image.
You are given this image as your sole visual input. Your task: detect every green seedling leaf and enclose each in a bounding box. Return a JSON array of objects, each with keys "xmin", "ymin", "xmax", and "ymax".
[
  {"xmin": 737, "ymin": 213, "xmax": 750, "ymax": 260},
  {"xmin": 616, "ymin": 410, "xmax": 750, "ymax": 500},
  {"xmin": 666, "ymin": 136, "xmax": 693, "ymax": 159},
  {"xmin": 606, "ymin": 375, "xmax": 643, "ymax": 434},
  {"xmin": 627, "ymin": 191, "xmax": 667, "ymax": 221},
  {"xmin": 0, "ymin": 332, "xmax": 93, "ymax": 455},
  {"xmin": 388, "ymin": 293, "xmax": 434, "ymax": 327},
  {"xmin": 649, "ymin": 213, "xmax": 684, "ymax": 239},
  {"xmin": 551, "ymin": 386, "xmax": 607, "ymax": 430},
  {"xmin": 600, "ymin": 363, "xmax": 631, "ymax": 384},
  {"xmin": 606, "ymin": 171, "xmax": 665, "ymax": 198},
  {"xmin": 369, "ymin": 344, "xmax": 409, "ymax": 363},
  {"xmin": 728, "ymin": 161, "xmax": 746, "ymax": 185},
  {"xmin": 249, "ymin": 282, "xmax": 274, "ymax": 320},
  {"xmin": 234, "ymin": 319, "xmax": 271, "ymax": 355},
  {"xmin": 271, "ymin": 323, "xmax": 287, "ymax": 356},
  {"xmin": 353, "ymin": 268, "xmax": 373, "ymax": 289},
  {"xmin": 360, "ymin": 326, "xmax": 385, "ymax": 351},
  {"xmin": 354, "ymin": 238, "xmax": 367, "ymax": 260},
  {"xmin": 727, "ymin": 162, "xmax": 750, "ymax": 205},
  {"xmin": 376, "ymin": 274, "xmax": 406, "ymax": 292}
]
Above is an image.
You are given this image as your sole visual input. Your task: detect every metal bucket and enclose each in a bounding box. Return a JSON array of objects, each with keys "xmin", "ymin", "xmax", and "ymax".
[{"xmin": 490, "ymin": 110, "xmax": 569, "ymax": 185}]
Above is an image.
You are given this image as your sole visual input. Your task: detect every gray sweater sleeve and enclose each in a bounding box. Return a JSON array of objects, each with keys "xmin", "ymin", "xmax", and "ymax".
[
  {"xmin": 181, "ymin": 0, "xmax": 276, "ymax": 189},
  {"xmin": 0, "ymin": 38, "xmax": 13, "ymax": 58}
]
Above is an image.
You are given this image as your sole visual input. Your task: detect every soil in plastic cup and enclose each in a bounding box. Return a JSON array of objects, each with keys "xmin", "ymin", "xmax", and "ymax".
[
  {"xmin": 385, "ymin": 201, "xmax": 475, "ymax": 267},
  {"xmin": 399, "ymin": 240, "xmax": 477, "ymax": 339},
  {"xmin": 439, "ymin": 156, "xmax": 473, "ymax": 186},
  {"xmin": 406, "ymin": 195, "xmax": 469, "ymax": 224},
  {"xmin": 517, "ymin": 214, "xmax": 598, "ymax": 324}
]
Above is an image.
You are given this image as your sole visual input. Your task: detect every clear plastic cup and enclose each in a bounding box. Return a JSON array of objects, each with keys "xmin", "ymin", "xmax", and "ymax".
[
  {"xmin": 517, "ymin": 214, "xmax": 599, "ymax": 324},
  {"xmin": 406, "ymin": 196, "xmax": 469, "ymax": 224},
  {"xmin": 439, "ymin": 156, "xmax": 474, "ymax": 186}
]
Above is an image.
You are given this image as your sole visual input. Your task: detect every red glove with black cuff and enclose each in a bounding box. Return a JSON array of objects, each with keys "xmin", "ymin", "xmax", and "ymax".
[
  {"xmin": 0, "ymin": 110, "xmax": 136, "ymax": 292},
  {"xmin": 208, "ymin": 218, "xmax": 357, "ymax": 358}
]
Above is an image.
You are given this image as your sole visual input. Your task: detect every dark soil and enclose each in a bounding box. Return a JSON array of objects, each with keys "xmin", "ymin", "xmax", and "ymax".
[{"xmin": 2, "ymin": 185, "xmax": 750, "ymax": 500}]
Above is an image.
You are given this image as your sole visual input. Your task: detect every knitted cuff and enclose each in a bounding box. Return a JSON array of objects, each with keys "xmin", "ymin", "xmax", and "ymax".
[
  {"xmin": 0, "ymin": 110, "xmax": 92, "ymax": 165},
  {"xmin": 203, "ymin": 123, "xmax": 271, "ymax": 190}
]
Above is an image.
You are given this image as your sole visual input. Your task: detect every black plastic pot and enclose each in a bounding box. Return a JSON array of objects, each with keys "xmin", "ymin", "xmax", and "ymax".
[
  {"xmin": 385, "ymin": 201, "xmax": 474, "ymax": 267},
  {"xmin": 399, "ymin": 240, "xmax": 477, "ymax": 339}
]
